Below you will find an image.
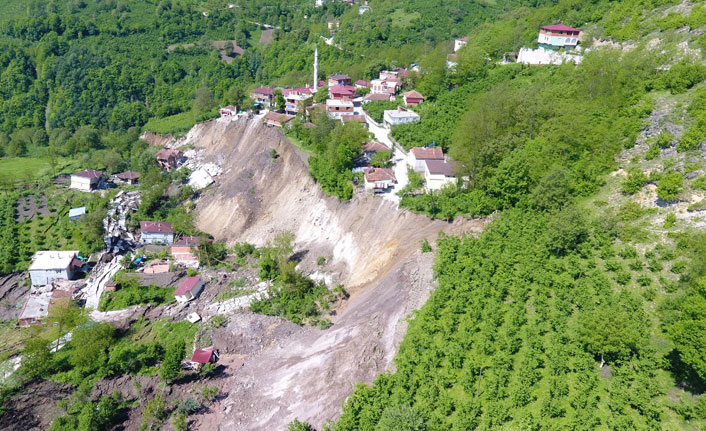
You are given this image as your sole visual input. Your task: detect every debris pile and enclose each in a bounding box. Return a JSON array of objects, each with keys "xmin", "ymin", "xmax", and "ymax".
[
  {"xmin": 103, "ymin": 190, "xmax": 141, "ymax": 254},
  {"xmin": 182, "ymin": 149, "xmax": 223, "ymax": 191}
]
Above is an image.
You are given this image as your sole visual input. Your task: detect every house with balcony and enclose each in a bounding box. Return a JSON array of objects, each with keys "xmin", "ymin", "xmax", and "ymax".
[
  {"xmin": 538, "ymin": 24, "xmax": 581, "ymax": 50},
  {"xmin": 250, "ymin": 87, "xmax": 274, "ymax": 108},
  {"xmin": 140, "ymin": 221, "xmax": 174, "ymax": 245},
  {"xmin": 328, "ymin": 85, "xmax": 356, "ymax": 100},
  {"xmin": 326, "ymin": 99, "xmax": 355, "ymax": 119},
  {"xmin": 371, "ymin": 79, "xmax": 398, "ymax": 96},
  {"xmin": 383, "ymin": 107, "xmax": 420, "ymax": 127},
  {"xmin": 282, "ymin": 88, "xmax": 312, "ymax": 116},
  {"xmin": 403, "ymin": 90, "xmax": 424, "ymax": 107}
]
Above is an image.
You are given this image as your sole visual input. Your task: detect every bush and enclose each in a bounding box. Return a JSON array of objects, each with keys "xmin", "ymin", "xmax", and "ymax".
[
  {"xmin": 288, "ymin": 418, "xmax": 313, "ymax": 431},
  {"xmin": 317, "ymin": 256, "xmax": 326, "ymax": 266},
  {"xmin": 210, "ymin": 314, "xmax": 226, "ymax": 328},
  {"xmin": 664, "ymin": 212, "xmax": 677, "ymax": 228},
  {"xmin": 621, "ymin": 168, "xmax": 647, "ymax": 195},
  {"xmin": 201, "ymin": 385, "xmax": 218, "ymax": 402},
  {"xmin": 657, "ymin": 172, "xmax": 684, "ymax": 202},
  {"xmin": 175, "ymin": 398, "xmax": 202, "ymax": 415},
  {"xmin": 420, "ymin": 238, "xmax": 432, "ymax": 253},
  {"xmin": 160, "ymin": 340, "xmax": 185, "ymax": 382},
  {"xmin": 617, "ymin": 201, "xmax": 646, "ymax": 221}
]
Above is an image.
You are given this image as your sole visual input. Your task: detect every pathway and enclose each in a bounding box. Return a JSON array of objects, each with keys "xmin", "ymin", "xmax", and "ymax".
[{"xmin": 367, "ymin": 119, "xmax": 410, "ymax": 204}]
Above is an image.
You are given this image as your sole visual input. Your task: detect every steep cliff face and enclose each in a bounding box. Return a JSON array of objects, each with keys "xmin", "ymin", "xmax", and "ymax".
[
  {"xmin": 183, "ymin": 116, "xmax": 485, "ymax": 429},
  {"xmin": 192, "ymin": 116, "xmax": 478, "ymax": 289}
]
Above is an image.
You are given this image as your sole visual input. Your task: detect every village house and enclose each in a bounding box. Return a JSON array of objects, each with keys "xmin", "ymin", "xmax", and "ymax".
[
  {"xmin": 538, "ymin": 24, "xmax": 581, "ymax": 50},
  {"xmin": 140, "ymin": 221, "xmax": 174, "ymax": 245},
  {"xmin": 328, "ymin": 85, "xmax": 356, "ymax": 100},
  {"xmin": 174, "ymin": 235, "xmax": 201, "ymax": 247},
  {"xmin": 383, "ymin": 107, "xmax": 420, "ymax": 127},
  {"xmin": 454, "ymin": 36, "xmax": 467, "ymax": 52},
  {"xmin": 409, "ymin": 147, "xmax": 444, "ymax": 172},
  {"xmin": 327, "ymin": 20, "xmax": 340, "ymax": 30},
  {"xmin": 424, "ymin": 159, "xmax": 458, "ymax": 191},
  {"xmin": 355, "ymin": 80, "xmax": 370, "ymax": 89},
  {"xmin": 18, "ymin": 292, "xmax": 51, "ymax": 327},
  {"xmin": 403, "ymin": 90, "xmax": 424, "ymax": 107},
  {"xmin": 185, "ymin": 346, "xmax": 219, "ymax": 370},
  {"xmin": 326, "ymin": 99, "xmax": 355, "ymax": 118},
  {"xmin": 68, "ymin": 207, "xmax": 86, "ymax": 222},
  {"xmin": 370, "ymin": 78, "xmax": 398, "ymax": 96},
  {"xmin": 328, "ymin": 73, "xmax": 352, "ymax": 87},
  {"xmin": 379, "ymin": 70, "xmax": 400, "ymax": 81},
  {"xmin": 362, "ymin": 141, "xmax": 389, "ymax": 162},
  {"xmin": 156, "ymin": 148, "xmax": 184, "ymax": 171},
  {"xmin": 70, "ymin": 169, "xmax": 105, "ymax": 192},
  {"xmin": 283, "ymin": 87, "xmax": 313, "ymax": 116},
  {"xmin": 219, "ymin": 105, "xmax": 237, "ymax": 117},
  {"xmin": 28, "ymin": 250, "xmax": 82, "ymax": 286},
  {"xmin": 359, "ymin": 1, "xmax": 370, "ymax": 14},
  {"xmin": 364, "ymin": 93, "xmax": 391, "ymax": 103},
  {"xmin": 363, "ymin": 167, "xmax": 396, "ymax": 193},
  {"xmin": 174, "ymin": 276, "xmax": 205, "ymax": 303},
  {"xmin": 264, "ymin": 111, "xmax": 295, "ymax": 128},
  {"xmin": 171, "ymin": 246, "xmax": 199, "ymax": 268},
  {"xmin": 251, "ymin": 87, "xmax": 274, "ymax": 108},
  {"xmin": 114, "ymin": 170, "xmax": 140, "ymax": 185}
]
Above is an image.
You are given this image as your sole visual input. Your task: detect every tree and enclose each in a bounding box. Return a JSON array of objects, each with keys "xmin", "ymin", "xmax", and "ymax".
[
  {"xmin": 21, "ymin": 331, "xmax": 53, "ymax": 378},
  {"xmin": 274, "ymin": 89, "xmax": 286, "ymax": 112},
  {"xmin": 657, "ymin": 171, "xmax": 683, "ymax": 202},
  {"xmin": 375, "ymin": 404, "xmax": 427, "ymax": 431},
  {"xmin": 621, "ymin": 167, "xmax": 647, "ymax": 195},
  {"xmin": 370, "ymin": 150, "xmax": 391, "ymax": 168},
  {"xmin": 47, "ymin": 300, "xmax": 88, "ymax": 352},
  {"xmin": 288, "ymin": 418, "xmax": 313, "ymax": 431},
  {"xmin": 545, "ymin": 206, "xmax": 588, "ymax": 254},
  {"xmin": 69, "ymin": 322, "xmax": 116, "ymax": 375},
  {"xmin": 192, "ymin": 86, "xmax": 216, "ymax": 118},
  {"xmin": 161, "ymin": 339, "xmax": 185, "ymax": 382},
  {"xmin": 531, "ymin": 166, "xmax": 571, "ymax": 211}
]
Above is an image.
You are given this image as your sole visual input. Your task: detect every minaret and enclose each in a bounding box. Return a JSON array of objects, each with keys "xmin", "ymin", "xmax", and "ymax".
[{"xmin": 313, "ymin": 47, "xmax": 319, "ymax": 93}]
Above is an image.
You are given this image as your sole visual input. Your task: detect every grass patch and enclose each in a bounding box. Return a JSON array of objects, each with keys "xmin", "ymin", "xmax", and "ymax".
[
  {"xmin": 0, "ymin": 157, "xmax": 79, "ymax": 181},
  {"xmin": 213, "ymin": 288, "xmax": 256, "ymax": 302},
  {"xmin": 390, "ymin": 9, "xmax": 421, "ymax": 28},
  {"xmin": 144, "ymin": 111, "xmax": 198, "ymax": 135},
  {"xmin": 99, "ymin": 285, "xmax": 175, "ymax": 311}
]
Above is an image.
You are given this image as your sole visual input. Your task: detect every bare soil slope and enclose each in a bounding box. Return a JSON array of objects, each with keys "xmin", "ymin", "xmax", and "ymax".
[{"xmin": 188, "ymin": 117, "xmax": 485, "ymax": 429}]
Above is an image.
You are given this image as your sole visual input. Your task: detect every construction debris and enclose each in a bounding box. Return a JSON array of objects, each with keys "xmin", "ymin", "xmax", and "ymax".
[{"xmin": 103, "ymin": 191, "xmax": 141, "ymax": 254}]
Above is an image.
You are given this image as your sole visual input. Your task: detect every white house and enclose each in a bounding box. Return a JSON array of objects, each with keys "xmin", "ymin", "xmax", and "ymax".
[
  {"xmin": 359, "ymin": 1, "xmax": 370, "ymax": 14},
  {"xmin": 363, "ymin": 167, "xmax": 396, "ymax": 193},
  {"xmin": 537, "ymin": 24, "xmax": 581, "ymax": 50},
  {"xmin": 219, "ymin": 105, "xmax": 237, "ymax": 117},
  {"xmin": 68, "ymin": 207, "xmax": 86, "ymax": 222},
  {"xmin": 454, "ymin": 37, "xmax": 467, "ymax": 52},
  {"xmin": 383, "ymin": 107, "xmax": 420, "ymax": 127},
  {"xmin": 326, "ymin": 99, "xmax": 355, "ymax": 119},
  {"xmin": 70, "ymin": 169, "xmax": 105, "ymax": 191},
  {"xmin": 409, "ymin": 147, "xmax": 444, "ymax": 172},
  {"xmin": 140, "ymin": 221, "xmax": 174, "ymax": 245},
  {"xmin": 28, "ymin": 250, "xmax": 82, "ymax": 286},
  {"xmin": 174, "ymin": 276, "xmax": 205, "ymax": 303},
  {"xmin": 370, "ymin": 79, "xmax": 398, "ymax": 96},
  {"xmin": 424, "ymin": 160, "xmax": 458, "ymax": 191}
]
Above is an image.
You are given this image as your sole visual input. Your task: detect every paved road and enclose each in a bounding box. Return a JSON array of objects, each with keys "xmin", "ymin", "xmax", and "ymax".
[{"xmin": 367, "ymin": 120, "xmax": 410, "ymax": 204}]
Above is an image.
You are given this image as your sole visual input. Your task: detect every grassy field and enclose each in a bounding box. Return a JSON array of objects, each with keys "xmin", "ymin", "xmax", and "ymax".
[
  {"xmin": 0, "ymin": 157, "xmax": 81, "ymax": 182},
  {"xmin": 144, "ymin": 111, "xmax": 199, "ymax": 135}
]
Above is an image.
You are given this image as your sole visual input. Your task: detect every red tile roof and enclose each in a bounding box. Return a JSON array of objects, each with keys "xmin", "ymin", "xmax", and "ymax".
[
  {"xmin": 541, "ymin": 24, "xmax": 580, "ymax": 32},
  {"xmin": 175, "ymin": 276, "xmax": 202, "ymax": 296},
  {"xmin": 329, "ymin": 73, "xmax": 351, "ymax": 80},
  {"xmin": 174, "ymin": 235, "xmax": 201, "ymax": 247},
  {"xmin": 252, "ymin": 87, "xmax": 274, "ymax": 96},
  {"xmin": 425, "ymin": 160, "xmax": 457, "ymax": 177},
  {"xmin": 329, "ymin": 85, "xmax": 356, "ymax": 95},
  {"xmin": 73, "ymin": 169, "xmax": 104, "ymax": 179},
  {"xmin": 140, "ymin": 221, "xmax": 174, "ymax": 234},
  {"xmin": 355, "ymin": 80, "xmax": 370, "ymax": 87},
  {"xmin": 156, "ymin": 148, "xmax": 183, "ymax": 160},
  {"xmin": 364, "ymin": 93, "xmax": 390, "ymax": 101},
  {"xmin": 116, "ymin": 170, "xmax": 140, "ymax": 180},
  {"xmin": 190, "ymin": 346, "xmax": 214, "ymax": 364},
  {"xmin": 362, "ymin": 141, "xmax": 389, "ymax": 153},
  {"xmin": 411, "ymin": 147, "xmax": 444, "ymax": 160},
  {"xmin": 364, "ymin": 167, "xmax": 396, "ymax": 182},
  {"xmin": 456, "ymin": 37, "xmax": 468, "ymax": 41},
  {"xmin": 404, "ymin": 90, "xmax": 424, "ymax": 99}
]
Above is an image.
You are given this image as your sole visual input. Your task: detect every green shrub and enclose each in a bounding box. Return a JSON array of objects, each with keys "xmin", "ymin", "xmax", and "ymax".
[
  {"xmin": 619, "ymin": 246, "xmax": 638, "ymax": 259},
  {"xmin": 201, "ymin": 385, "xmax": 218, "ymax": 402},
  {"xmin": 210, "ymin": 314, "xmax": 226, "ymax": 328},
  {"xmin": 615, "ymin": 269, "xmax": 632, "ymax": 285},
  {"xmin": 617, "ymin": 201, "xmax": 646, "ymax": 221},
  {"xmin": 420, "ymin": 239, "xmax": 432, "ymax": 253},
  {"xmin": 657, "ymin": 172, "xmax": 684, "ymax": 202},
  {"xmin": 621, "ymin": 168, "xmax": 647, "ymax": 195},
  {"xmin": 664, "ymin": 212, "xmax": 677, "ymax": 228},
  {"xmin": 317, "ymin": 256, "xmax": 326, "ymax": 266}
]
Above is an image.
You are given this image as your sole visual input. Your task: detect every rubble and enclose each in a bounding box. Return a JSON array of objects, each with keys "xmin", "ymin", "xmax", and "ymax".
[{"xmin": 103, "ymin": 190, "xmax": 141, "ymax": 254}]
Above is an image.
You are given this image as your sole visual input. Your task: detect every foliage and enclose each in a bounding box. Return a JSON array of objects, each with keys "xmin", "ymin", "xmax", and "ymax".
[
  {"xmin": 99, "ymin": 281, "xmax": 175, "ymax": 312},
  {"xmin": 621, "ymin": 168, "xmax": 647, "ymax": 195},
  {"xmin": 160, "ymin": 339, "xmax": 185, "ymax": 382},
  {"xmin": 420, "ymin": 239, "xmax": 432, "ymax": 253},
  {"xmin": 140, "ymin": 392, "xmax": 168, "ymax": 431},
  {"xmin": 288, "ymin": 418, "xmax": 313, "ymax": 431},
  {"xmin": 200, "ymin": 385, "xmax": 218, "ymax": 402},
  {"xmin": 657, "ymin": 171, "xmax": 684, "ymax": 202}
]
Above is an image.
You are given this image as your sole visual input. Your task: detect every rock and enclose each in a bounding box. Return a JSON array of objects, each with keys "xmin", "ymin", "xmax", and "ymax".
[
  {"xmin": 662, "ymin": 148, "xmax": 676, "ymax": 158},
  {"xmin": 686, "ymin": 171, "xmax": 699, "ymax": 179},
  {"xmin": 700, "ymin": 141, "xmax": 706, "ymax": 152}
]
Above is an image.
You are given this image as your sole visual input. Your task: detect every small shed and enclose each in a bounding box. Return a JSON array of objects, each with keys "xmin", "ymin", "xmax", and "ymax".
[
  {"xmin": 115, "ymin": 170, "xmax": 141, "ymax": 185},
  {"xmin": 69, "ymin": 207, "xmax": 86, "ymax": 222},
  {"xmin": 174, "ymin": 276, "xmax": 205, "ymax": 303},
  {"xmin": 186, "ymin": 346, "xmax": 219, "ymax": 370}
]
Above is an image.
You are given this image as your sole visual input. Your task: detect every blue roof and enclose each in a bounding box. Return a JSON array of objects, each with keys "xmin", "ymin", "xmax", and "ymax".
[{"xmin": 69, "ymin": 207, "xmax": 86, "ymax": 217}]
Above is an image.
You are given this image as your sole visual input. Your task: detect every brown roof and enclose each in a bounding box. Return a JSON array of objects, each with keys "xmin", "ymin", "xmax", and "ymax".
[
  {"xmin": 364, "ymin": 93, "xmax": 391, "ymax": 101},
  {"xmin": 364, "ymin": 167, "xmax": 396, "ymax": 182},
  {"xmin": 329, "ymin": 73, "xmax": 351, "ymax": 80},
  {"xmin": 252, "ymin": 87, "xmax": 274, "ymax": 96},
  {"xmin": 156, "ymin": 148, "xmax": 183, "ymax": 160},
  {"xmin": 425, "ymin": 160, "xmax": 457, "ymax": 177},
  {"xmin": 410, "ymin": 147, "xmax": 444, "ymax": 160},
  {"xmin": 73, "ymin": 169, "xmax": 104, "ymax": 179},
  {"xmin": 404, "ymin": 90, "xmax": 424, "ymax": 99},
  {"xmin": 264, "ymin": 111, "xmax": 295, "ymax": 126},
  {"xmin": 140, "ymin": 221, "xmax": 174, "ymax": 234},
  {"xmin": 362, "ymin": 142, "xmax": 389, "ymax": 153},
  {"xmin": 116, "ymin": 170, "xmax": 140, "ymax": 180},
  {"xmin": 175, "ymin": 276, "xmax": 202, "ymax": 296}
]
